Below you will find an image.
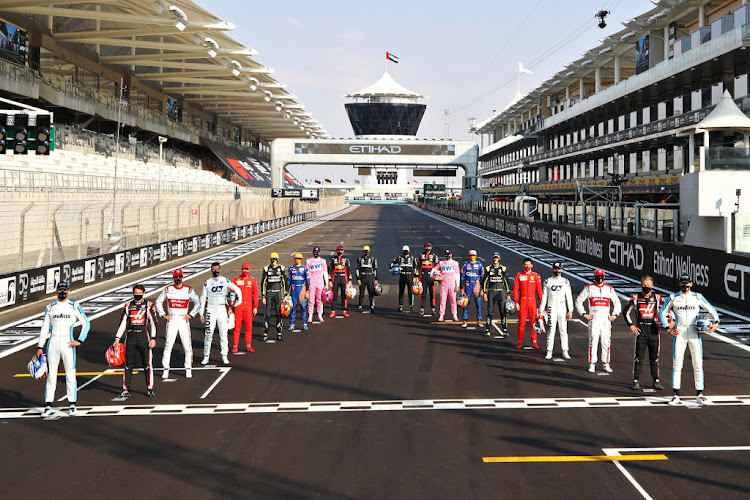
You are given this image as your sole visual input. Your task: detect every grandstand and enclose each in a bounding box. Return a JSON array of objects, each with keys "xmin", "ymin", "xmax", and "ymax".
[{"xmin": 0, "ymin": 1, "xmax": 342, "ymax": 279}]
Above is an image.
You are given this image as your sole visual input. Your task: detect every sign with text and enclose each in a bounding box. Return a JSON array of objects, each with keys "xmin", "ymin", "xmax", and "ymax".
[
  {"xmin": 271, "ymin": 188, "xmax": 303, "ymax": 198},
  {"xmin": 294, "ymin": 143, "xmax": 455, "ymax": 156}
]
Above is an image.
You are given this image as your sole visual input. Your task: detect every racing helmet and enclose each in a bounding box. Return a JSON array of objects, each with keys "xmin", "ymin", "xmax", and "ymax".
[
  {"xmin": 321, "ymin": 288, "xmax": 334, "ymax": 303},
  {"xmin": 505, "ymin": 297, "xmax": 518, "ymax": 315},
  {"xmin": 694, "ymin": 312, "xmax": 714, "ymax": 333},
  {"xmin": 373, "ymin": 283, "xmax": 383, "ymax": 296},
  {"xmin": 226, "ymin": 291, "xmax": 238, "ymax": 307},
  {"xmin": 28, "ymin": 354, "xmax": 48, "ymax": 380},
  {"xmin": 456, "ymin": 292, "xmax": 469, "ymax": 308},
  {"xmin": 280, "ymin": 296, "xmax": 293, "ymax": 317},
  {"xmin": 345, "ymin": 282, "xmax": 357, "ymax": 299},
  {"xmin": 412, "ymin": 280, "xmax": 424, "ymax": 295},
  {"xmin": 430, "ymin": 269, "xmax": 444, "ymax": 281},
  {"xmin": 105, "ymin": 343, "xmax": 126, "ymax": 367}
]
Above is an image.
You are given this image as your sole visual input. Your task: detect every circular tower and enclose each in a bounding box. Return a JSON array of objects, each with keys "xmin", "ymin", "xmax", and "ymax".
[{"xmin": 344, "ymin": 71, "xmax": 427, "ymax": 137}]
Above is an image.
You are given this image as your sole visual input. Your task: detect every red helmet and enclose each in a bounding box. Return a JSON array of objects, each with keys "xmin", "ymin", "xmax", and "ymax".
[
  {"xmin": 105, "ymin": 343, "xmax": 126, "ymax": 367},
  {"xmin": 173, "ymin": 269, "xmax": 184, "ymax": 278}
]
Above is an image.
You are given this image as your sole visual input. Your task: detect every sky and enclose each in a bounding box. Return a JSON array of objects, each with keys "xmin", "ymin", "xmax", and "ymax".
[{"xmin": 209, "ymin": 0, "xmax": 654, "ymax": 183}]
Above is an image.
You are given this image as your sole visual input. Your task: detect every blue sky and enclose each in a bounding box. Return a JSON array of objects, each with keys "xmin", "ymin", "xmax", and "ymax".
[{"xmin": 209, "ymin": 0, "xmax": 654, "ymax": 181}]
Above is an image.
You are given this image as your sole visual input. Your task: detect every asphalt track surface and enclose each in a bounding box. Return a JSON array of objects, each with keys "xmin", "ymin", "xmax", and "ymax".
[{"xmin": 1, "ymin": 204, "xmax": 749, "ymax": 499}]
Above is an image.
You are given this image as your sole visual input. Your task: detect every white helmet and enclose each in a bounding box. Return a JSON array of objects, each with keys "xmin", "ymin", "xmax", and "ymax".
[{"xmin": 28, "ymin": 354, "xmax": 48, "ymax": 380}]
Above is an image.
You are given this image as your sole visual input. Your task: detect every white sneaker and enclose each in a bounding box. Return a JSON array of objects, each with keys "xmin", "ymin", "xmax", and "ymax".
[
  {"xmin": 68, "ymin": 406, "xmax": 77, "ymax": 416},
  {"xmin": 162, "ymin": 369, "xmax": 169, "ymax": 379},
  {"xmin": 41, "ymin": 406, "xmax": 53, "ymax": 417},
  {"xmin": 201, "ymin": 357, "xmax": 209, "ymax": 365},
  {"xmin": 221, "ymin": 356, "xmax": 229, "ymax": 365},
  {"xmin": 588, "ymin": 364, "xmax": 595, "ymax": 373},
  {"xmin": 603, "ymin": 364, "xmax": 613, "ymax": 373},
  {"xmin": 545, "ymin": 352, "xmax": 553, "ymax": 360},
  {"xmin": 668, "ymin": 395, "xmax": 681, "ymax": 406},
  {"xmin": 185, "ymin": 369, "xmax": 192, "ymax": 379},
  {"xmin": 696, "ymin": 394, "xmax": 708, "ymax": 406},
  {"xmin": 562, "ymin": 351, "xmax": 571, "ymax": 360}
]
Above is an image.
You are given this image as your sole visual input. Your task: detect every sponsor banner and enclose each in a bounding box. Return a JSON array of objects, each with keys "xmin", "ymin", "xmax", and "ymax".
[
  {"xmin": 427, "ymin": 204, "xmax": 750, "ymax": 311},
  {"xmin": 0, "ymin": 211, "xmax": 316, "ymax": 311}
]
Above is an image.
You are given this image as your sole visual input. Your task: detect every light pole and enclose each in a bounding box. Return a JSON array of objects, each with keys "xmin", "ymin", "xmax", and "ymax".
[
  {"xmin": 158, "ymin": 136, "xmax": 167, "ymax": 203},
  {"xmin": 109, "ymin": 78, "xmax": 125, "ymax": 248}
]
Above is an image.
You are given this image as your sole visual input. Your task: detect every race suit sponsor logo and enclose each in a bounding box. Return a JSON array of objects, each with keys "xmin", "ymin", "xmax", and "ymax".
[
  {"xmin": 0, "ymin": 277, "xmax": 17, "ymax": 308},
  {"xmin": 552, "ymin": 229, "xmax": 571, "ymax": 250},
  {"xmin": 45, "ymin": 267, "xmax": 60, "ymax": 294},
  {"xmin": 609, "ymin": 241, "xmax": 644, "ymax": 270},
  {"xmin": 589, "ymin": 297, "xmax": 611, "ymax": 307},
  {"xmin": 725, "ymin": 263, "xmax": 750, "ymax": 301},
  {"xmin": 575, "ymin": 235, "xmax": 603, "ymax": 258},
  {"xmin": 653, "ymin": 251, "xmax": 710, "ymax": 287}
]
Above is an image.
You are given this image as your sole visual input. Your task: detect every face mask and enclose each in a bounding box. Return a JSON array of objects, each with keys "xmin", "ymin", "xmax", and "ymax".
[
  {"xmin": 403, "ymin": 251, "xmax": 409, "ymax": 256},
  {"xmin": 641, "ymin": 286, "xmax": 652, "ymax": 295},
  {"xmin": 271, "ymin": 259, "xmax": 278, "ymax": 265},
  {"xmin": 57, "ymin": 291, "xmax": 68, "ymax": 300},
  {"xmin": 594, "ymin": 276, "xmax": 604, "ymax": 284},
  {"xmin": 337, "ymin": 251, "xmax": 343, "ymax": 256},
  {"xmin": 493, "ymin": 259, "xmax": 500, "ymax": 266},
  {"xmin": 680, "ymin": 284, "xmax": 690, "ymax": 292},
  {"xmin": 242, "ymin": 269, "xmax": 249, "ymax": 277},
  {"xmin": 133, "ymin": 294, "xmax": 144, "ymax": 301},
  {"xmin": 212, "ymin": 270, "xmax": 220, "ymax": 277},
  {"xmin": 553, "ymin": 270, "xmax": 562, "ymax": 277},
  {"xmin": 313, "ymin": 252, "xmax": 319, "ymax": 258},
  {"xmin": 469, "ymin": 256, "xmax": 477, "ymax": 262},
  {"xmin": 295, "ymin": 259, "xmax": 302, "ymax": 265},
  {"xmin": 174, "ymin": 278, "xmax": 182, "ymax": 286},
  {"xmin": 363, "ymin": 251, "xmax": 369, "ymax": 256},
  {"xmin": 524, "ymin": 264, "xmax": 532, "ymax": 271}
]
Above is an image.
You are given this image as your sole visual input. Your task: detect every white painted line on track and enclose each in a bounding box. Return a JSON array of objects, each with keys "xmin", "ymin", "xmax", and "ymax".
[
  {"xmin": 200, "ymin": 367, "xmax": 231, "ymax": 399},
  {"xmin": 602, "ymin": 446, "xmax": 750, "ymax": 500},
  {"xmin": 58, "ymin": 368, "xmax": 113, "ymax": 402},
  {"xmin": 413, "ymin": 206, "xmax": 750, "ymax": 353},
  {"xmin": 0, "ymin": 206, "xmax": 358, "ymax": 360},
  {"xmin": 3, "ymin": 394, "xmax": 749, "ymax": 419}
]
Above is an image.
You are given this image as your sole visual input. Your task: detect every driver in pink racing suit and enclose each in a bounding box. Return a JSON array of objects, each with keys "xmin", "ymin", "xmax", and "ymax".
[
  {"xmin": 435, "ymin": 249, "xmax": 460, "ymax": 322},
  {"xmin": 306, "ymin": 246, "xmax": 329, "ymax": 323}
]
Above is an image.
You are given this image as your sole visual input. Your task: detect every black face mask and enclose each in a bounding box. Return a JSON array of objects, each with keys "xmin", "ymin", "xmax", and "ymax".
[
  {"xmin": 403, "ymin": 251, "xmax": 409, "ymax": 256},
  {"xmin": 641, "ymin": 286, "xmax": 652, "ymax": 295},
  {"xmin": 553, "ymin": 270, "xmax": 562, "ymax": 277},
  {"xmin": 313, "ymin": 252, "xmax": 319, "ymax": 258},
  {"xmin": 133, "ymin": 294, "xmax": 144, "ymax": 301},
  {"xmin": 594, "ymin": 276, "xmax": 604, "ymax": 284},
  {"xmin": 57, "ymin": 291, "xmax": 68, "ymax": 300},
  {"xmin": 680, "ymin": 284, "xmax": 690, "ymax": 292},
  {"xmin": 174, "ymin": 278, "xmax": 182, "ymax": 285},
  {"xmin": 212, "ymin": 270, "xmax": 220, "ymax": 277},
  {"xmin": 337, "ymin": 251, "xmax": 343, "ymax": 256},
  {"xmin": 363, "ymin": 251, "xmax": 369, "ymax": 256}
]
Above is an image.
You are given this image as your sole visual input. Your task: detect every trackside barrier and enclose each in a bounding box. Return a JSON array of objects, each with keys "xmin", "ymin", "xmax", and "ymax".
[
  {"xmin": 0, "ymin": 208, "xmax": 338, "ymax": 312},
  {"xmin": 420, "ymin": 202, "xmax": 750, "ymax": 312}
]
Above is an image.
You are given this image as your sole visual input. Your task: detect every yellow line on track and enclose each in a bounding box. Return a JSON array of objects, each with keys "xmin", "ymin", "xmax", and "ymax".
[{"xmin": 482, "ymin": 454, "xmax": 668, "ymax": 463}]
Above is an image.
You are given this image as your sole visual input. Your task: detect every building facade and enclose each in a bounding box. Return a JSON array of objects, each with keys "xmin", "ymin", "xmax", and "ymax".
[{"xmin": 472, "ymin": 0, "xmax": 750, "ymax": 201}]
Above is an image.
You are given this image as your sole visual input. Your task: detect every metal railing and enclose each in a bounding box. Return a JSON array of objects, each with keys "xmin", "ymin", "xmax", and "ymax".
[{"xmin": 427, "ymin": 198, "xmax": 684, "ymax": 242}]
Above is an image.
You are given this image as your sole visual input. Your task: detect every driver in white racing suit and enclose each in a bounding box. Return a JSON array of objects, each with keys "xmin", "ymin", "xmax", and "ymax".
[
  {"xmin": 200, "ymin": 262, "xmax": 242, "ymax": 366},
  {"xmin": 575, "ymin": 269, "xmax": 621, "ymax": 373},
  {"xmin": 658, "ymin": 274, "xmax": 719, "ymax": 406},
  {"xmin": 156, "ymin": 269, "xmax": 201, "ymax": 379},
  {"xmin": 539, "ymin": 262, "xmax": 573, "ymax": 360}
]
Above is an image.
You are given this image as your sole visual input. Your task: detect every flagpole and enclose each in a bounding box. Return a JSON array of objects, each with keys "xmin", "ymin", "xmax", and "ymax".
[{"xmin": 517, "ymin": 60, "xmax": 520, "ymax": 93}]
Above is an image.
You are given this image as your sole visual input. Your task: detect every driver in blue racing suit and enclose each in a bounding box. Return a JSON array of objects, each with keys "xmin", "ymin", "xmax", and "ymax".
[
  {"xmin": 460, "ymin": 250, "xmax": 484, "ymax": 328},
  {"xmin": 286, "ymin": 253, "xmax": 310, "ymax": 331}
]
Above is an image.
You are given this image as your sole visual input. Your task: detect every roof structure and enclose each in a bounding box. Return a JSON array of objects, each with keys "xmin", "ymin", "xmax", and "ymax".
[
  {"xmin": 2, "ymin": 0, "xmax": 327, "ymax": 139},
  {"xmin": 472, "ymin": 0, "xmax": 708, "ymax": 134},
  {"xmin": 345, "ymin": 71, "xmax": 426, "ymax": 99},
  {"xmin": 696, "ymin": 90, "xmax": 750, "ymax": 131}
]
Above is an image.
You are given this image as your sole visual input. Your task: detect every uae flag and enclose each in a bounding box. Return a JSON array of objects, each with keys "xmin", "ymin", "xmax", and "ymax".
[{"xmin": 386, "ymin": 51, "xmax": 399, "ymax": 64}]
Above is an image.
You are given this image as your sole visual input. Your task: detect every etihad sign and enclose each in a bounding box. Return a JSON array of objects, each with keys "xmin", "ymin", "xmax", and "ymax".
[{"xmin": 349, "ymin": 145, "xmax": 402, "ymax": 154}]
